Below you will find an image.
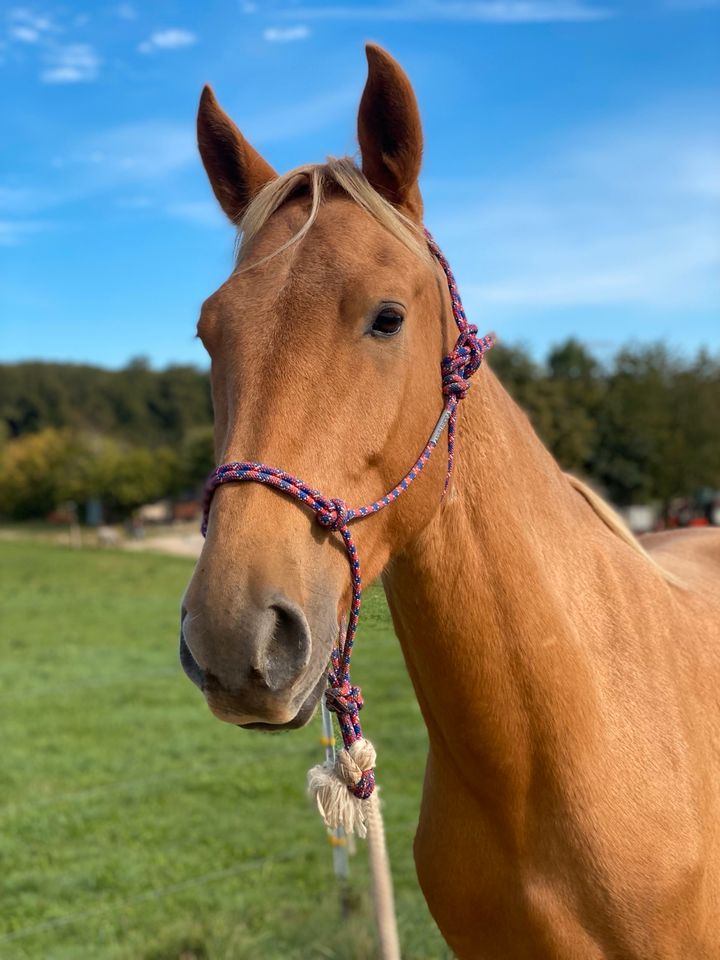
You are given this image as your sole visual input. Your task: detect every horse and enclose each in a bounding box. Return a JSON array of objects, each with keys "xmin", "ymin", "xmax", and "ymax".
[{"xmin": 180, "ymin": 44, "xmax": 720, "ymax": 959}]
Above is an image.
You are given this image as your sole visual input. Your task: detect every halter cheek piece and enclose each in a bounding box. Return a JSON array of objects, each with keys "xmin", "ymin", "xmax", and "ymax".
[{"xmin": 201, "ymin": 229, "xmax": 494, "ymax": 803}]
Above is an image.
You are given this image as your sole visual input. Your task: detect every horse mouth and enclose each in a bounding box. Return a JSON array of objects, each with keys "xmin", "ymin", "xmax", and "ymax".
[
  {"xmin": 179, "ymin": 632, "xmax": 326, "ymax": 731},
  {"xmin": 237, "ymin": 672, "xmax": 327, "ymax": 730}
]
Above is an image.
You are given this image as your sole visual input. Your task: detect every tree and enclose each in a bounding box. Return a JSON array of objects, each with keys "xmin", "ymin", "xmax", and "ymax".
[
  {"xmin": 545, "ymin": 340, "xmax": 603, "ymax": 474},
  {"xmin": 179, "ymin": 426, "xmax": 216, "ymax": 494},
  {"xmin": 0, "ymin": 429, "xmax": 95, "ymax": 519}
]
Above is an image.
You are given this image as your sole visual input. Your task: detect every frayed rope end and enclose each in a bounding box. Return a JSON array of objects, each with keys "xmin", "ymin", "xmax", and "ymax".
[{"xmin": 307, "ymin": 738, "xmax": 376, "ymax": 838}]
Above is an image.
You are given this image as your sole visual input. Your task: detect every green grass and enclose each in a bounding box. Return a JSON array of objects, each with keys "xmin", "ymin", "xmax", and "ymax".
[{"xmin": 0, "ymin": 541, "xmax": 450, "ymax": 959}]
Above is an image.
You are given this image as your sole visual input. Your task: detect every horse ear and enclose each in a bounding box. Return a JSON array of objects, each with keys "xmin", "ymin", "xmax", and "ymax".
[
  {"xmin": 358, "ymin": 44, "xmax": 424, "ymax": 222},
  {"xmin": 197, "ymin": 85, "xmax": 277, "ymax": 224}
]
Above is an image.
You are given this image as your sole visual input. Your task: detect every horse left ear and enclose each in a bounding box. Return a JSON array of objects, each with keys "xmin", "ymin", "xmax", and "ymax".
[
  {"xmin": 358, "ymin": 44, "xmax": 424, "ymax": 223},
  {"xmin": 197, "ymin": 85, "xmax": 277, "ymax": 224}
]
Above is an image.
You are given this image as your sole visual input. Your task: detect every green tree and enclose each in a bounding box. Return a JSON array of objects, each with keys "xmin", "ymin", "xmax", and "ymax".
[
  {"xmin": 545, "ymin": 339, "xmax": 603, "ymax": 473},
  {"xmin": 179, "ymin": 426, "xmax": 216, "ymax": 494},
  {"xmin": 0, "ymin": 429, "xmax": 95, "ymax": 519}
]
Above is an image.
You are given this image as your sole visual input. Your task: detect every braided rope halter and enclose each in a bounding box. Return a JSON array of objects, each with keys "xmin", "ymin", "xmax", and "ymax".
[{"xmin": 201, "ymin": 228, "xmax": 493, "ymax": 835}]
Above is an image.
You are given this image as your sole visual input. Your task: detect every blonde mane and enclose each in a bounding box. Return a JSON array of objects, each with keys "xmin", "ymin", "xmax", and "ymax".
[{"xmin": 235, "ymin": 156, "xmax": 432, "ymax": 269}]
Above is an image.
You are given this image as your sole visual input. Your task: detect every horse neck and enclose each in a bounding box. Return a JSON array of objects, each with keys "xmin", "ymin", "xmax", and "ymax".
[{"xmin": 383, "ymin": 365, "xmax": 623, "ymax": 815}]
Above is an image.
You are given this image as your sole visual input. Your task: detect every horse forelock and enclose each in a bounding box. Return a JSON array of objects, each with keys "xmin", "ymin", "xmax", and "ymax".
[{"xmin": 234, "ymin": 157, "xmax": 432, "ymax": 271}]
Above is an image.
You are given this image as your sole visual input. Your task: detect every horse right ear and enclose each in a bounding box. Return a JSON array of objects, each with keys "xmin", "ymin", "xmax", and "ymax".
[
  {"xmin": 197, "ymin": 85, "xmax": 277, "ymax": 225},
  {"xmin": 358, "ymin": 44, "xmax": 424, "ymax": 222}
]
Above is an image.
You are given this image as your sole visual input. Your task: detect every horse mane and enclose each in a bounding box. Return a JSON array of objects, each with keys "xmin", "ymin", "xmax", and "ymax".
[
  {"xmin": 235, "ymin": 156, "xmax": 432, "ymax": 269},
  {"xmin": 565, "ymin": 473, "xmax": 681, "ymax": 586}
]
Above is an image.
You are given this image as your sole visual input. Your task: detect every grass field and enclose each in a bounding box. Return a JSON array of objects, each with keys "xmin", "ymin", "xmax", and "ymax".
[{"xmin": 0, "ymin": 541, "xmax": 450, "ymax": 959}]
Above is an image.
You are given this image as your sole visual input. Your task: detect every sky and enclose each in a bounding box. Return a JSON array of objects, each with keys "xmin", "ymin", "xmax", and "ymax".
[{"xmin": 1, "ymin": 0, "xmax": 718, "ymax": 370}]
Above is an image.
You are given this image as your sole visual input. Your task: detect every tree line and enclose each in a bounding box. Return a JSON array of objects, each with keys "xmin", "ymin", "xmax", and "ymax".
[
  {"xmin": 0, "ymin": 359, "xmax": 214, "ymax": 520},
  {"xmin": 0, "ymin": 341, "xmax": 718, "ymax": 521}
]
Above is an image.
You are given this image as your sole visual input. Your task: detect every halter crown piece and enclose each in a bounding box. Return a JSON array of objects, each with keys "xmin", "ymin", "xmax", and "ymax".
[{"xmin": 201, "ymin": 228, "xmax": 493, "ymax": 837}]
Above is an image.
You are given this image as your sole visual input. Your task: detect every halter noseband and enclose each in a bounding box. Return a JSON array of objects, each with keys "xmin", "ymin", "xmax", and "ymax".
[{"xmin": 201, "ymin": 228, "xmax": 493, "ymax": 804}]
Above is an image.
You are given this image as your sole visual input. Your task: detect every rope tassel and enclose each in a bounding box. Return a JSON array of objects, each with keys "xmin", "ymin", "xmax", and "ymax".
[{"xmin": 307, "ymin": 738, "xmax": 377, "ymax": 838}]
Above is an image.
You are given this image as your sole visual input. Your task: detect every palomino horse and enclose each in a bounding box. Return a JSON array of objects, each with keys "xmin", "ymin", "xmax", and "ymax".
[{"xmin": 180, "ymin": 44, "xmax": 720, "ymax": 958}]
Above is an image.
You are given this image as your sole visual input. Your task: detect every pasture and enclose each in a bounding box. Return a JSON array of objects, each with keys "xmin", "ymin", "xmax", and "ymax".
[{"xmin": 1, "ymin": 541, "xmax": 449, "ymax": 959}]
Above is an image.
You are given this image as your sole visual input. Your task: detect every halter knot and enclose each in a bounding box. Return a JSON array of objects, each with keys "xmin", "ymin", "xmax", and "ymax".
[
  {"xmin": 442, "ymin": 371, "xmax": 472, "ymax": 400},
  {"xmin": 325, "ymin": 680, "xmax": 364, "ymax": 715},
  {"xmin": 316, "ymin": 497, "xmax": 350, "ymax": 531},
  {"xmin": 348, "ymin": 768, "xmax": 375, "ymax": 800},
  {"xmin": 336, "ymin": 739, "xmax": 376, "ymax": 800}
]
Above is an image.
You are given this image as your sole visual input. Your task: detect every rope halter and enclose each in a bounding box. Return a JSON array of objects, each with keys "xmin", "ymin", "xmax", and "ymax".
[{"xmin": 201, "ymin": 228, "xmax": 493, "ymax": 835}]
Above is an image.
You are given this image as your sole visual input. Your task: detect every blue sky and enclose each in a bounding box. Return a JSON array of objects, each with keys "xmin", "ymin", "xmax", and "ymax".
[{"xmin": 1, "ymin": 0, "xmax": 718, "ymax": 369}]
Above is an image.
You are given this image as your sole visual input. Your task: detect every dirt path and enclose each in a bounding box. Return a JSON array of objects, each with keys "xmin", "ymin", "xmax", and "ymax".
[
  {"xmin": 123, "ymin": 532, "xmax": 203, "ymax": 558},
  {"xmin": 0, "ymin": 525, "xmax": 203, "ymax": 559}
]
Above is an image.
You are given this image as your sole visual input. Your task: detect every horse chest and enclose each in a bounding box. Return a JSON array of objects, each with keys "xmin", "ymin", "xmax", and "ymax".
[{"xmin": 412, "ymin": 766, "xmax": 715, "ymax": 960}]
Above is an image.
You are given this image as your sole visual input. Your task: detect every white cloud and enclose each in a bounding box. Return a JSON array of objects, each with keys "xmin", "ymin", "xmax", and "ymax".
[
  {"xmin": 10, "ymin": 25, "xmax": 40, "ymax": 42},
  {"xmin": 41, "ymin": 44, "xmax": 100, "ymax": 83},
  {"xmin": 6, "ymin": 8, "xmax": 54, "ymax": 43},
  {"xmin": 138, "ymin": 28, "xmax": 197, "ymax": 53},
  {"xmin": 7, "ymin": 8, "xmax": 53, "ymax": 30},
  {"xmin": 273, "ymin": 1, "xmax": 610, "ymax": 23},
  {"xmin": 263, "ymin": 25, "xmax": 311, "ymax": 42}
]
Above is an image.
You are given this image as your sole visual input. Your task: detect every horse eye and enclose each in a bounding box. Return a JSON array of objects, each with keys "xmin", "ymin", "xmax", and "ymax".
[{"xmin": 371, "ymin": 308, "xmax": 404, "ymax": 338}]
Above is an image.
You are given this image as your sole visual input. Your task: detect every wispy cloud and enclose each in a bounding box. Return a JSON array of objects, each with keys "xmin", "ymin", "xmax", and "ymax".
[
  {"xmin": 0, "ymin": 219, "xmax": 49, "ymax": 246},
  {"xmin": 0, "ymin": 187, "xmax": 36, "ymax": 214},
  {"xmin": 6, "ymin": 7, "xmax": 55, "ymax": 43},
  {"xmin": 263, "ymin": 25, "xmax": 311, "ymax": 42},
  {"xmin": 428, "ymin": 105, "xmax": 720, "ymax": 315},
  {"xmin": 665, "ymin": 0, "xmax": 720, "ymax": 9},
  {"xmin": 0, "ymin": 80, "xmax": 362, "ymax": 249},
  {"xmin": 69, "ymin": 121, "xmax": 198, "ymax": 180},
  {"xmin": 41, "ymin": 44, "xmax": 100, "ymax": 84},
  {"xmin": 114, "ymin": 2, "xmax": 137, "ymax": 19},
  {"xmin": 4, "ymin": 9, "xmax": 100, "ymax": 83},
  {"xmin": 273, "ymin": 1, "xmax": 611, "ymax": 23},
  {"xmin": 7, "ymin": 8, "xmax": 54, "ymax": 31},
  {"xmin": 242, "ymin": 85, "xmax": 357, "ymax": 143},
  {"xmin": 10, "ymin": 24, "xmax": 42, "ymax": 42},
  {"xmin": 138, "ymin": 28, "xmax": 197, "ymax": 54},
  {"xmin": 165, "ymin": 201, "xmax": 226, "ymax": 227}
]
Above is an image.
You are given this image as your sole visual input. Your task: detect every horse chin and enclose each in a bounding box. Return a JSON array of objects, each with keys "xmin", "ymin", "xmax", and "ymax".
[
  {"xmin": 238, "ymin": 672, "xmax": 327, "ymax": 731},
  {"xmin": 179, "ymin": 629, "xmax": 330, "ymax": 731},
  {"xmin": 207, "ymin": 670, "xmax": 327, "ymax": 732}
]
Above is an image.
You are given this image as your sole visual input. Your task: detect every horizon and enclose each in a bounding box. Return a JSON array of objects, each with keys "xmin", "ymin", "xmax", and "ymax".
[{"xmin": 2, "ymin": 0, "xmax": 719, "ymax": 369}]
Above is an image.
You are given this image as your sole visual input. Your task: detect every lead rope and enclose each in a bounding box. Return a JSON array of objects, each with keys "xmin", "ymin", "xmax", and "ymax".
[{"xmin": 201, "ymin": 229, "xmax": 493, "ymax": 959}]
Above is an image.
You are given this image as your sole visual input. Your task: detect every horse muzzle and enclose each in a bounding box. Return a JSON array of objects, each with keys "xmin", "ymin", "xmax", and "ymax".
[{"xmin": 178, "ymin": 598, "xmax": 328, "ymax": 729}]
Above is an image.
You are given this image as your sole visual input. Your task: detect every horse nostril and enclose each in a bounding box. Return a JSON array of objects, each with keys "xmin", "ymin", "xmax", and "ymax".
[
  {"xmin": 180, "ymin": 593, "xmax": 311, "ymax": 698},
  {"xmin": 254, "ymin": 597, "xmax": 312, "ymax": 692}
]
